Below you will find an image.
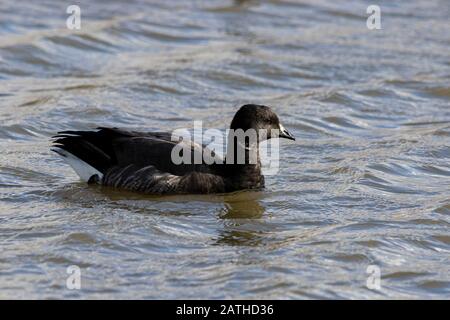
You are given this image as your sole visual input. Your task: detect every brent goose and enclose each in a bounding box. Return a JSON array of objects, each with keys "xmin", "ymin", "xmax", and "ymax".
[{"xmin": 52, "ymin": 104, "xmax": 295, "ymax": 194}]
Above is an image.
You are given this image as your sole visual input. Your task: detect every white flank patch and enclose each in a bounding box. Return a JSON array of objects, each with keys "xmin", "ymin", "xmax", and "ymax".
[{"xmin": 52, "ymin": 147, "xmax": 103, "ymax": 182}]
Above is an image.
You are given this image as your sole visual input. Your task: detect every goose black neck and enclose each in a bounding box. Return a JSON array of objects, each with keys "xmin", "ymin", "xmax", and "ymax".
[{"xmin": 215, "ymin": 136, "xmax": 265, "ymax": 191}]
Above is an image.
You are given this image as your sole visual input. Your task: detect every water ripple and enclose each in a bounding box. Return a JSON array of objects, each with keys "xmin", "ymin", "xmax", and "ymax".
[{"xmin": 0, "ymin": 0, "xmax": 449, "ymax": 299}]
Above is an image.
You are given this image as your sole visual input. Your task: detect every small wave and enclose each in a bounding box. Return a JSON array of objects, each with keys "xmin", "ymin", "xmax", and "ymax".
[
  {"xmin": 434, "ymin": 203, "xmax": 450, "ymax": 215},
  {"xmin": 45, "ymin": 34, "xmax": 115, "ymax": 53}
]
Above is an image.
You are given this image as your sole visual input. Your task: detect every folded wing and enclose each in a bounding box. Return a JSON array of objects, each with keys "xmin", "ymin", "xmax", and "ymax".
[{"xmin": 52, "ymin": 127, "xmax": 222, "ymax": 181}]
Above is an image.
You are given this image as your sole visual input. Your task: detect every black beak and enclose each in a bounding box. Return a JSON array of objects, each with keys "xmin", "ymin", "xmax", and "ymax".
[{"xmin": 279, "ymin": 124, "xmax": 295, "ymax": 141}]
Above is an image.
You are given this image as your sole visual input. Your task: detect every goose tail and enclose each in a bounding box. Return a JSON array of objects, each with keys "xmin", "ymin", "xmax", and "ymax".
[
  {"xmin": 51, "ymin": 147, "xmax": 103, "ymax": 182},
  {"xmin": 51, "ymin": 129, "xmax": 115, "ymax": 183}
]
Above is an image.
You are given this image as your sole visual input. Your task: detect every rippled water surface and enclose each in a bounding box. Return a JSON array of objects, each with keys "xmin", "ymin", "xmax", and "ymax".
[{"xmin": 0, "ymin": 0, "xmax": 449, "ymax": 299}]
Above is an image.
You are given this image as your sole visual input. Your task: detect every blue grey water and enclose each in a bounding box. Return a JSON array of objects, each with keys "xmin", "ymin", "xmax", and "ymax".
[{"xmin": 0, "ymin": 0, "xmax": 449, "ymax": 299}]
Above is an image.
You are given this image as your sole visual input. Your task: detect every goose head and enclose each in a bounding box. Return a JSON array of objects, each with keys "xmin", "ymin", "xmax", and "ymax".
[{"xmin": 229, "ymin": 104, "xmax": 295, "ymax": 142}]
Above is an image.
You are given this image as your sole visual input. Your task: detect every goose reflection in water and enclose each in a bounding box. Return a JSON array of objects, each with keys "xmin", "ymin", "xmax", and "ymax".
[{"xmin": 216, "ymin": 193, "xmax": 270, "ymax": 246}]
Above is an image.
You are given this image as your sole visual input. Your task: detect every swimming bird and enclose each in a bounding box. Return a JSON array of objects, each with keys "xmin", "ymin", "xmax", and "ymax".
[{"xmin": 52, "ymin": 104, "xmax": 295, "ymax": 194}]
